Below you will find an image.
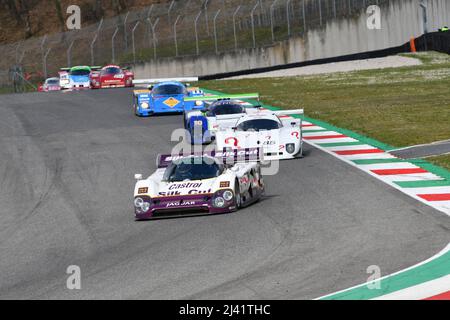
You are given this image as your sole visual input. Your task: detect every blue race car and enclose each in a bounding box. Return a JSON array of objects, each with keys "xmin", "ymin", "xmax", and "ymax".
[
  {"xmin": 184, "ymin": 96, "xmax": 260, "ymax": 145},
  {"xmin": 132, "ymin": 78, "xmax": 206, "ymax": 116}
]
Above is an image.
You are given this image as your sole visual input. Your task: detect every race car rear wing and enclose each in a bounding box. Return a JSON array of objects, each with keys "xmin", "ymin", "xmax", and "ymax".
[
  {"xmin": 60, "ymin": 66, "xmax": 102, "ymax": 71},
  {"xmin": 157, "ymin": 148, "xmax": 262, "ymax": 168},
  {"xmin": 271, "ymin": 109, "xmax": 304, "ymax": 116},
  {"xmin": 133, "ymin": 77, "xmax": 199, "ymax": 85},
  {"xmin": 184, "ymin": 93, "xmax": 259, "ymax": 102}
]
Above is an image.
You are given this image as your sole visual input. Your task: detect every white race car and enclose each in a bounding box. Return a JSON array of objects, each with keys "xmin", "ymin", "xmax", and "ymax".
[
  {"xmin": 133, "ymin": 150, "xmax": 265, "ymax": 220},
  {"xmin": 215, "ymin": 110, "xmax": 304, "ymax": 161}
]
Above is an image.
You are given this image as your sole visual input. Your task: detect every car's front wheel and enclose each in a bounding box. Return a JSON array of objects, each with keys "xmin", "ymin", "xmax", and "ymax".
[{"xmin": 234, "ymin": 183, "xmax": 242, "ymax": 210}]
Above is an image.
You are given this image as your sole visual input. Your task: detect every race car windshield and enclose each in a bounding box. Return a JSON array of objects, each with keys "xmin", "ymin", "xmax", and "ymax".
[
  {"xmin": 46, "ymin": 79, "xmax": 59, "ymax": 85},
  {"xmin": 152, "ymin": 84, "xmax": 186, "ymax": 96},
  {"xmin": 165, "ymin": 158, "xmax": 221, "ymax": 182},
  {"xmin": 70, "ymin": 70, "xmax": 90, "ymax": 76},
  {"xmin": 101, "ymin": 67, "xmax": 121, "ymax": 75},
  {"xmin": 208, "ymin": 103, "xmax": 244, "ymax": 116},
  {"xmin": 237, "ymin": 119, "xmax": 281, "ymax": 131}
]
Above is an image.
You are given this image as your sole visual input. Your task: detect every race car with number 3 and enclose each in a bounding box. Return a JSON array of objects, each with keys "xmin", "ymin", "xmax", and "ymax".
[
  {"xmin": 215, "ymin": 110, "xmax": 304, "ymax": 161},
  {"xmin": 133, "ymin": 149, "xmax": 265, "ymax": 220}
]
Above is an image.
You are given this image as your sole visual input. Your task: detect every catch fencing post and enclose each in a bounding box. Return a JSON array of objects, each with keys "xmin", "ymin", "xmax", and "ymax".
[
  {"xmin": 148, "ymin": 18, "xmax": 160, "ymax": 59},
  {"xmin": 90, "ymin": 19, "xmax": 103, "ymax": 65},
  {"xmin": 168, "ymin": 0, "xmax": 175, "ymax": 26},
  {"xmin": 204, "ymin": 0, "xmax": 211, "ymax": 36},
  {"xmin": 286, "ymin": 0, "xmax": 292, "ymax": 37},
  {"xmin": 251, "ymin": 2, "xmax": 259, "ymax": 49},
  {"xmin": 174, "ymin": 15, "xmax": 181, "ymax": 57},
  {"xmin": 40, "ymin": 35, "xmax": 47, "ymax": 78},
  {"xmin": 67, "ymin": 40, "xmax": 74, "ymax": 67},
  {"xmin": 318, "ymin": 0, "xmax": 322, "ymax": 26},
  {"xmin": 146, "ymin": 4, "xmax": 154, "ymax": 19},
  {"xmin": 302, "ymin": 0, "xmax": 306, "ymax": 32},
  {"xmin": 270, "ymin": 0, "xmax": 279, "ymax": 42},
  {"xmin": 132, "ymin": 21, "xmax": 140, "ymax": 64},
  {"xmin": 43, "ymin": 47, "xmax": 51, "ymax": 79},
  {"xmin": 111, "ymin": 27, "xmax": 119, "ymax": 64},
  {"xmin": 213, "ymin": 9, "xmax": 221, "ymax": 54},
  {"xmin": 15, "ymin": 42, "xmax": 21, "ymax": 64},
  {"xmin": 194, "ymin": 10, "xmax": 202, "ymax": 55},
  {"xmin": 91, "ymin": 33, "xmax": 99, "ymax": 65},
  {"xmin": 232, "ymin": 6, "xmax": 241, "ymax": 51},
  {"xmin": 333, "ymin": 0, "xmax": 337, "ymax": 18},
  {"xmin": 123, "ymin": 12, "xmax": 130, "ymax": 51}
]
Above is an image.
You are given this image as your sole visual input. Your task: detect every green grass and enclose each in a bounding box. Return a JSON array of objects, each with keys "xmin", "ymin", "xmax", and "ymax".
[
  {"xmin": 199, "ymin": 52, "xmax": 450, "ymax": 148},
  {"xmin": 427, "ymin": 154, "xmax": 450, "ymax": 171}
]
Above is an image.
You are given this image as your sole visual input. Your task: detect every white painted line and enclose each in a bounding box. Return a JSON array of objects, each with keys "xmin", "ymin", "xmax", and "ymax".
[
  {"xmin": 402, "ymin": 187, "xmax": 450, "ymax": 195},
  {"xmin": 303, "ymin": 131, "xmax": 341, "ymax": 137},
  {"xmin": 302, "ymin": 126, "xmax": 326, "ymax": 131},
  {"xmin": 372, "ymin": 275, "xmax": 450, "ymax": 300},
  {"xmin": 376, "ymin": 173, "xmax": 445, "ymax": 182},
  {"xmin": 315, "ymin": 244, "xmax": 450, "ymax": 300},
  {"xmin": 338, "ymin": 153, "xmax": 396, "ymax": 160},
  {"xmin": 358, "ymin": 163, "xmax": 420, "ymax": 171},
  {"xmin": 325, "ymin": 144, "xmax": 380, "ymax": 152},
  {"xmin": 307, "ymin": 137, "xmax": 359, "ymax": 144}
]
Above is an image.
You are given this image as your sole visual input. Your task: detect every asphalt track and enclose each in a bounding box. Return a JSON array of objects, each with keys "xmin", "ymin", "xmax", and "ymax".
[{"xmin": 0, "ymin": 88, "xmax": 449, "ymax": 300}]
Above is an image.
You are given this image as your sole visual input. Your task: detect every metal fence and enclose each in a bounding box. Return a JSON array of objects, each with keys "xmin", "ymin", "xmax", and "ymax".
[{"xmin": 0, "ymin": 0, "xmax": 397, "ymax": 90}]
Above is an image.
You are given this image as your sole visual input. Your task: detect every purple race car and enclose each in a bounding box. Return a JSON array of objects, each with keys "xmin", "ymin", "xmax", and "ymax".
[{"xmin": 133, "ymin": 150, "xmax": 265, "ymax": 220}]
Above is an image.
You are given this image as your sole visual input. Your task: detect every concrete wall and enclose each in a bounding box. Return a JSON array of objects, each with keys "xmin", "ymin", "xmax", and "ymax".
[{"xmin": 133, "ymin": 0, "xmax": 450, "ymax": 78}]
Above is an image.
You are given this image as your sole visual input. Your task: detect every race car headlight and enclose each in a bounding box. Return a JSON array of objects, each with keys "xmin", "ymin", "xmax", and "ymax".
[
  {"xmin": 223, "ymin": 190, "xmax": 234, "ymax": 201},
  {"xmin": 141, "ymin": 202, "xmax": 151, "ymax": 213},
  {"xmin": 134, "ymin": 197, "xmax": 151, "ymax": 213},
  {"xmin": 141, "ymin": 102, "xmax": 149, "ymax": 109},
  {"xmin": 213, "ymin": 197, "xmax": 225, "ymax": 208},
  {"xmin": 134, "ymin": 197, "xmax": 144, "ymax": 208},
  {"xmin": 195, "ymin": 101, "xmax": 203, "ymax": 106},
  {"xmin": 286, "ymin": 143, "xmax": 296, "ymax": 154}
]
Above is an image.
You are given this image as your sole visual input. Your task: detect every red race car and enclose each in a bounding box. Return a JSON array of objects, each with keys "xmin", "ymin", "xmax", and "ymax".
[{"xmin": 90, "ymin": 65, "xmax": 134, "ymax": 89}]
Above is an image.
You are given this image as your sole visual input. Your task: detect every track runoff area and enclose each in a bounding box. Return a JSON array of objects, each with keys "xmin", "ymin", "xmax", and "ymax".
[{"xmin": 228, "ymin": 94, "xmax": 450, "ymax": 301}]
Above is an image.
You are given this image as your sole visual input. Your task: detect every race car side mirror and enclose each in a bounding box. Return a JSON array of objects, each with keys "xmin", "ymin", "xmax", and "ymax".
[{"xmin": 135, "ymin": 174, "xmax": 143, "ymax": 181}]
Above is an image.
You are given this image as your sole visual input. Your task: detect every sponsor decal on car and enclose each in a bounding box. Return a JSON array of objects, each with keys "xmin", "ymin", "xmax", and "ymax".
[
  {"xmin": 158, "ymin": 189, "xmax": 212, "ymax": 196},
  {"xmin": 169, "ymin": 182, "xmax": 203, "ymax": 190},
  {"xmin": 163, "ymin": 97, "xmax": 180, "ymax": 108},
  {"xmin": 220, "ymin": 181, "xmax": 230, "ymax": 188},
  {"xmin": 138, "ymin": 187, "xmax": 148, "ymax": 194},
  {"xmin": 166, "ymin": 201, "xmax": 196, "ymax": 208}
]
